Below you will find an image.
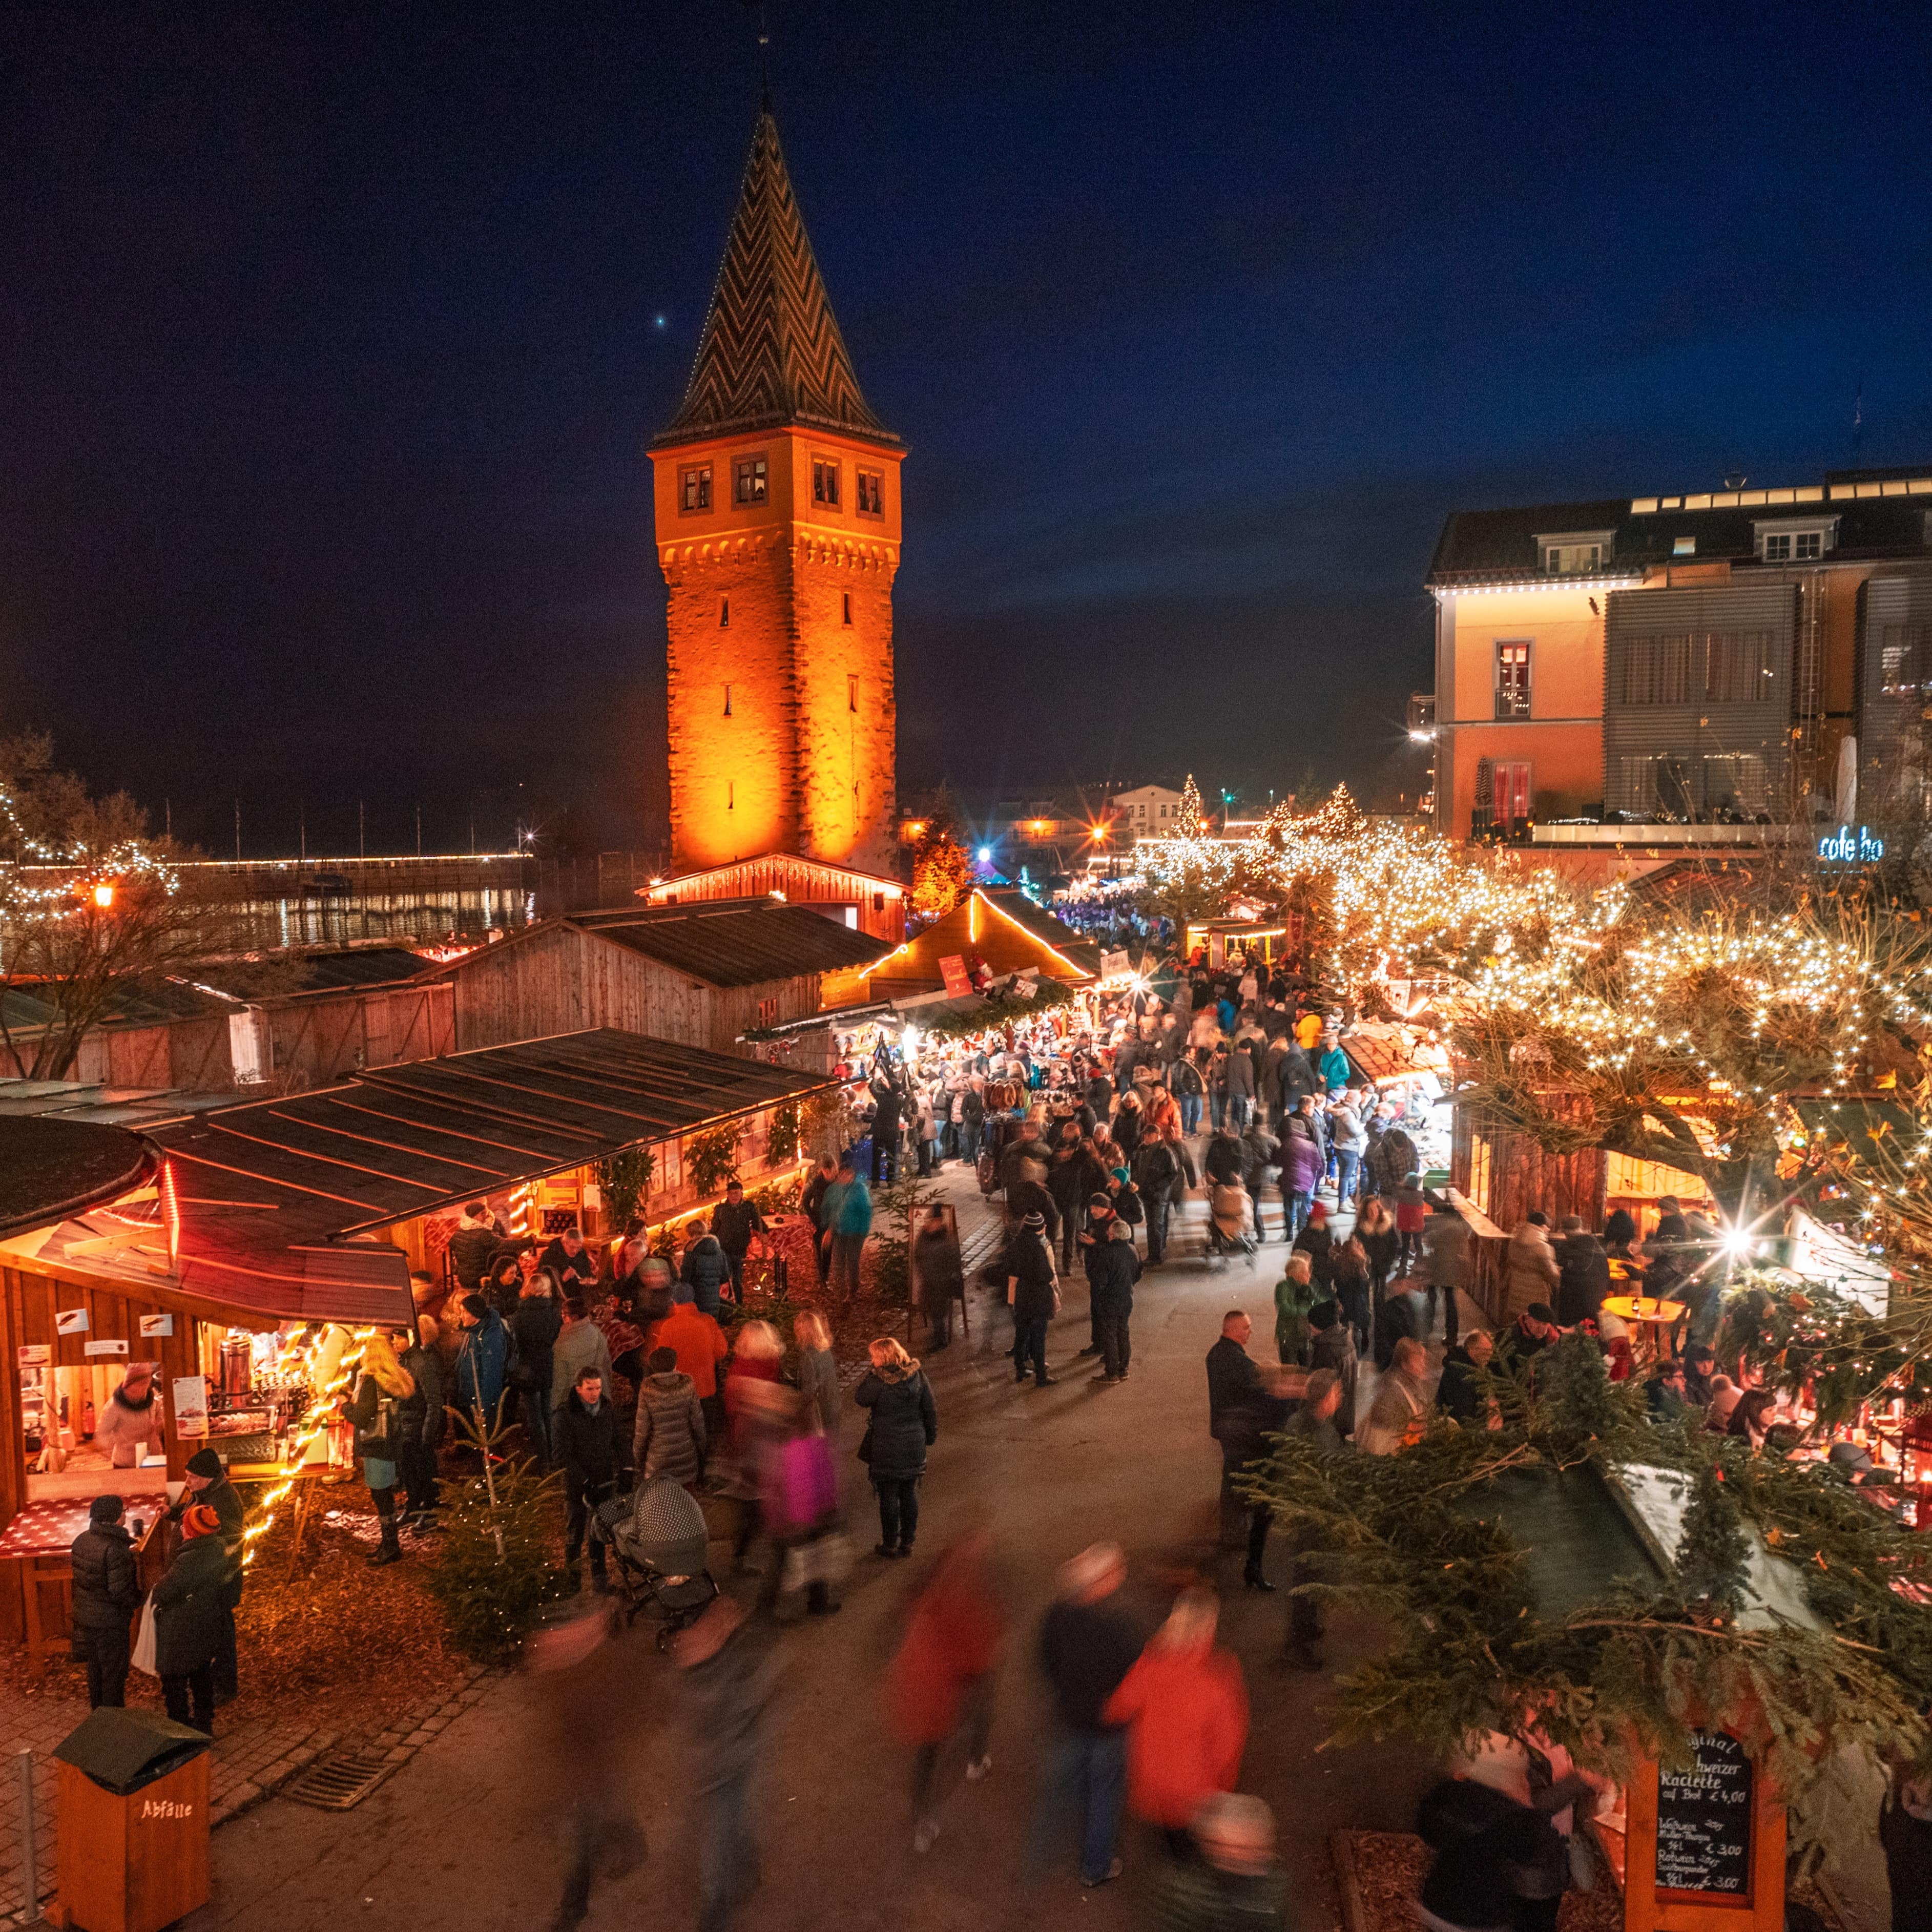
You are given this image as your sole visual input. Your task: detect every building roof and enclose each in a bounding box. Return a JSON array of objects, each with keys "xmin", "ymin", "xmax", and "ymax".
[
  {"xmin": 571, "ymin": 904, "xmax": 894, "ymax": 985},
  {"xmin": 863, "ymin": 888, "xmax": 1102, "ymax": 988},
  {"xmin": 640, "ymin": 854, "xmax": 906, "ymax": 902},
  {"xmin": 0, "ymin": 1116, "xmax": 154, "ymax": 1241},
  {"xmin": 1428, "ymin": 470, "xmax": 1932, "ymax": 586},
  {"xmin": 149, "ymin": 1027, "xmax": 830, "ymax": 1238},
  {"xmin": 0, "ymin": 1032, "xmax": 833, "ymax": 1332},
  {"xmin": 421, "ymin": 904, "xmax": 894, "ymax": 991},
  {"xmin": 655, "ymin": 111, "xmax": 897, "ymax": 452}
]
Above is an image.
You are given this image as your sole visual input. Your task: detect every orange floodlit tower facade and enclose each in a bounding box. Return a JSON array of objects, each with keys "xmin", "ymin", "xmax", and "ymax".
[{"xmin": 651, "ymin": 110, "xmax": 904, "ymax": 874}]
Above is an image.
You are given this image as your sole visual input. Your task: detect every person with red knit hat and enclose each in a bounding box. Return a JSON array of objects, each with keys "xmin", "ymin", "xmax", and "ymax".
[{"xmin": 153, "ymin": 1504, "xmax": 234, "ymax": 1733}]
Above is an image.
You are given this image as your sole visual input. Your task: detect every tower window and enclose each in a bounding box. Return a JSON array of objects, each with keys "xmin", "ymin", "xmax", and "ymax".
[
  {"xmin": 813, "ymin": 459, "xmax": 841, "ymax": 508},
  {"xmin": 728, "ymin": 781, "xmax": 735, "ymax": 811},
  {"xmin": 733, "ymin": 453, "xmax": 768, "ymax": 505},
  {"xmin": 723, "ymin": 683, "xmax": 732, "ymax": 716},
  {"xmin": 679, "ymin": 464, "xmax": 712, "ymax": 513},
  {"xmin": 719, "ymin": 596, "xmax": 730, "ymax": 628},
  {"xmin": 856, "ymin": 469, "xmax": 884, "ymax": 517},
  {"xmin": 1494, "ymin": 639, "xmax": 1532, "ymax": 719},
  {"xmin": 848, "ymin": 674, "xmax": 859, "ymax": 713},
  {"xmin": 842, "ymin": 592, "xmax": 853, "ymax": 626}
]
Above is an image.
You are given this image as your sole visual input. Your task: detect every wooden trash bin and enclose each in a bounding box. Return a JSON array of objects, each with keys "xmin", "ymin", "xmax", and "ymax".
[{"xmin": 48, "ymin": 1708, "xmax": 212, "ymax": 1932}]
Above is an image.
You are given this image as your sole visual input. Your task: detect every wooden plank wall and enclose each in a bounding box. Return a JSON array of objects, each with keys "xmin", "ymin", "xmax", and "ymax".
[
  {"xmin": 447, "ymin": 929, "xmax": 821, "ymax": 1060},
  {"xmin": 1, "ymin": 1266, "xmax": 206, "ymax": 1646}
]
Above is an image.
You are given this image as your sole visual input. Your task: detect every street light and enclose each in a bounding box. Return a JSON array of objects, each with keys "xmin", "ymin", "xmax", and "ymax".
[{"xmin": 91, "ymin": 881, "xmax": 115, "ymax": 909}]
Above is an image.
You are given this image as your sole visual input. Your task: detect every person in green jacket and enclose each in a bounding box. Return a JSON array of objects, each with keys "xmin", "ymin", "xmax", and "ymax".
[{"xmin": 1273, "ymin": 1253, "xmax": 1320, "ymax": 1367}]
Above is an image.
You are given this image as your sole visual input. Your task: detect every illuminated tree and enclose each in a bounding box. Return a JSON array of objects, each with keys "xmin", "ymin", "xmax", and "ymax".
[
  {"xmin": 0, "ymin": 733, "xmax": 243, "ymax": 1079},
  {"xmin": 910, "ymin": 824, "xmax": 972, "ymax": 922},
  {"xmin": 1175, "ymin": 774, "xmax": 1209, "ymax": 841}
]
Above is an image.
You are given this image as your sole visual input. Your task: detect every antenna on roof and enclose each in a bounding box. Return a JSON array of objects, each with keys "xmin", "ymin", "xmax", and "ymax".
[{"xmin": 740, "ymin": 0, "xmax": 774, "ymax": 110}]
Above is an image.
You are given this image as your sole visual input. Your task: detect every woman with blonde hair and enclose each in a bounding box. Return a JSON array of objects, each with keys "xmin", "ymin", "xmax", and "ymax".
[
  {"xmin": 1103, "ymin": 1587, "xmax": 1249, "ymax": 1859},
  {"xmin": 339, "ymin": 1332, "xmax": 417, "ymax": 1568},
  {"xmin": 855, "ymin": 1336, "xmax": 938, "ymax": 1558},
  {"xmin": 792, "ymin": 1311, "xmax": 839, "ymax": 1437}
]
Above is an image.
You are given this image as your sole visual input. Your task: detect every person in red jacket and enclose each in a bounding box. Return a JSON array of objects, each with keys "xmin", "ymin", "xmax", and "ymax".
[
  {"xmin": 1102, "ymin": 1587, "xmax": 1249, "ymax": 1858},
  {"xmin": 887, "ymin": 1520, "xmax": 1007, "ymax": 1854}
]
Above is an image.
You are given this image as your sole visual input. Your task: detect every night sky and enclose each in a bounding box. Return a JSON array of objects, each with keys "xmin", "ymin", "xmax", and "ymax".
[{"xmin": 4, "ymin": 3, "xmax": 1930, "ymax": 859}]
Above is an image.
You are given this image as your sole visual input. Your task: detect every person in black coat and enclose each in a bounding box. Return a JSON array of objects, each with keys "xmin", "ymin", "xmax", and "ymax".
[
  {"xmin": 70, "ymin": 1495, "xmax": 142, "ymax": 1707},
  {"xmin": 1006, "ymin": 1212, "xmax": 1060, "ymax": 1388},
  {"xmin": 1132, "ymin": 1134, "xmax": 1183, "ymax": 1265},
  {"xmin": 1087, "ymin": 1221, "xmax": 1141, "ymax": 1385},
  {"xmin": 154, "ymin": 1505, "xmax": 235, "ymax": 1734},
  {"xmin": 854, "ymin": 1339, "xmax": 939, "ymax": 1557},
  {"xmin": 1206, "ymin": 1311, "xmax": 1292, "ymax": 1590},
  {"xmin": 173, "ymin": 1446, "xmax": 245, "ymax": 1700},
  {"xmin": 1554, "ymin": 1218, "xmax": 1611, "ymax": 1329},
  {"xmin": 555, "ymin": 1368, "xmax": 627, "ymax": 1590},
  {"xmin": 511, "ymin": 1278, "xmax": 563, "ymax": 1466},
  {"xmin": 397, "ymin": 1322, "xmax": 446, "ymax": 1531},
  {"xmin": 1436, "ymin": 1332, "xmax": 1497, "ymax": 1426}
]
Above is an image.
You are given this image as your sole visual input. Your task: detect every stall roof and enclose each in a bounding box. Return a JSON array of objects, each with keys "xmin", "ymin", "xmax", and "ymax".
[
  {"xmin": 149, "ymin": 1028, "xmax": 832, "ymax": 1237},
  {"xmin": 0, "ymin": 1078, "xmax": 238, "ymax": 1129},
  {"xmin": 571, "ymin": 904, "xmax": 894, "ymax": 985},
  {"xmin": 0, "ymin": 1116, "xmax": 154, "ymax": 1240},
  {"xmin": 3, "ymin": 1031, "xmax": 831, "ymax": 1331}
]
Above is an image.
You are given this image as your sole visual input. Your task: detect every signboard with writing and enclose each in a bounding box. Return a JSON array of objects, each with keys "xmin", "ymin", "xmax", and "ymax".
[
  {"xmin": 54, "ymin": 1307, "xmax": 90, "ymax": 1336},
  {"xmin": 16, "ymin": 1344, "xmax": 50, "ymax": 1367},
  {"xmin": 939, "ymin": 954, "xmax": 972, "ymax": 999},
  {"xmin": 1656, "ymin": 1730, "xmax": 1753, "ymax": 1897},
  {"xmin": 139, "ymin": 1313, "xmax": 175, "ymax": 1338},
  {"xmin": 172, "ymin": 1375, "xmax": 209, "ymax": 1440}
]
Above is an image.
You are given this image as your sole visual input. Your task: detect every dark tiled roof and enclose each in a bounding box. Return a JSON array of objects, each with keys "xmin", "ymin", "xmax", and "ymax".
[
  {"xmin": 0, "ymin": 1116, "xmax": 153, "ymax": 1239},
  {"xmin": 571, "ymin": 904, "xmax": 894, "ymax": 986},
  {"xmin": 152, "ymin": 1028, "xmax": 829, "ymax": 1238},
  {"xmin": 656, "ymin": 111, "xmax": 897, "ymax": 450},
  {"xmin": 1429, "ymin": 486, "xmax": 1932, "ymax": 583}
]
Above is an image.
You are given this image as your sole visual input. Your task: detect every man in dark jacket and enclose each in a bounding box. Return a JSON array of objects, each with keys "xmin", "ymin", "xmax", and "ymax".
[
  {"xmin": 1132, "ymin": 1134, "xmax": 1182, "ymax": 1265},
  {"xmin": 1436, "ymin": 1329, "xmax": 1495, "ymax": 1425},
  {"xmin": 70, "ymin": 1495, "xmax": 142, "ymax": 1707},
  {"xmin": 398, "ymin": 1320, "xmax": 446, "ymax": 1530},
  {"xmin": 1049, "ymin": 1139, "xmax": 1107, "ymax": 1272},
  {"xmin": 155, "ymin": 1504, "xmax": 234, "ymax": 1734},
  {"xmin": 1206, "ymin": 1311, "xmax": 1291, "ymax": 1589},
  {"xmin": 1554, "ymin": 1217, "xmax": 1611, "ymax": 1329},
  {"xmin": 711, "ymin": 1179, "xmax": 768, "ymax": 1305},
  {"xmin": 1032, "ymin": 1542, "xmax": 1139, "ymax": 1888},
  {"xmin": 555, "ymin": 1368, "xmax": 628, "ymax": 1591},
  {"xmin": 1275, "ymin": 1043, "xmax": 1317, "ymax": 1119},
  {"xmin": 539, "ymin": 1224, "xmax": 601, "ymax": 1300},
  {"xmin": 802, "ymin": 1154, "xmax": 838, "ymax": 1283},
  {"xmin": 870, "ymin": 1072, "xmax": 903, "ymax": 1186},
  {"xmin": 1086, "ymin": 1221, "xmax": 1140, "ymax": 1385}
]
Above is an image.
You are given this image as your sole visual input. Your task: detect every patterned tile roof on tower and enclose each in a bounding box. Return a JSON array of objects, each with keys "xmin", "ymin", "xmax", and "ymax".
[{"xmin": 656, "ymin": 110, "xmax": 898, "ymax": 450}]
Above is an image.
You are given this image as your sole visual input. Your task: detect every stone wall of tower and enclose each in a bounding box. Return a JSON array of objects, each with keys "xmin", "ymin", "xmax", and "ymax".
[
  {"xmin": 661, "ymin": 535, "xmax": 802, "ymax": 869},
  {"xmin": 654, "ymin": 429, "xmax": 901, "ymax": 875}
]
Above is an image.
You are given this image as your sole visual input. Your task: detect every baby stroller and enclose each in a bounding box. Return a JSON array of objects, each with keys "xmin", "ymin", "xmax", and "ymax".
[
  {"xmin": 1206, "ymin": 1181, "xmax": 1258, "ymax": 1264},
  {"xmin": 600, "ymin": 1478, "xmax": 718, "ymax": 1650}
]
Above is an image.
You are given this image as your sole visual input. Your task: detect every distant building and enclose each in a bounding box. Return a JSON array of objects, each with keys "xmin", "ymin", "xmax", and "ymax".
[
  {"xmin": 1427, "ymin": 466, "xmax": 1932, "ymax": 839},
  {"xmin": 638, "ymin": 854, "xmax": 906, "ymax": 943},
  {"xmin": 1107, "ymin": 784, "xmax": 1184, "ymax": 833}
]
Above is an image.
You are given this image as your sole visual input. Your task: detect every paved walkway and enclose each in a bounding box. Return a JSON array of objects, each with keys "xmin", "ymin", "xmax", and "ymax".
[{"xmin": 143, "ymin": 1158, "xmax": 1463, "ymax": 1932}]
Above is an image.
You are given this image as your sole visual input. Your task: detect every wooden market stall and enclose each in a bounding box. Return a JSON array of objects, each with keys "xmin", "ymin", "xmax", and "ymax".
[
  {"xmin": 639, "ymin": 855, "xmax": 909, "ymax": 943},
  {"xmin": 857, "ymin": 888, "xmax": 1101, "ymax": 1001}
]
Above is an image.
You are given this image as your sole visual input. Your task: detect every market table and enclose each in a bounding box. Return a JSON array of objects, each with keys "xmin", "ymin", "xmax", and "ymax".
[{"xmin": 1599, "ymin": 1294, "xmax": 1684, "ymax": 1368}]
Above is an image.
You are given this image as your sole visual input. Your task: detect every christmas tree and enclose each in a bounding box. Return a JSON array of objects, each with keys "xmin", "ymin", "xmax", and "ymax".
[
  {"xmin": 1674, "ymin": 1461, "xmax": 1752, "ymax": 1615},
  {"xmin": 1175, "ymin": 774, "xmax": 1208, "ymax": 841}
]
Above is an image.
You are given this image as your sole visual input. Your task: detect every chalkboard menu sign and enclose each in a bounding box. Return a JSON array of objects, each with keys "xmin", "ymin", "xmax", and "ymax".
[{"xmin": 1656, "ymin": 1730, "xmax": 1754, "ymax": 1896}]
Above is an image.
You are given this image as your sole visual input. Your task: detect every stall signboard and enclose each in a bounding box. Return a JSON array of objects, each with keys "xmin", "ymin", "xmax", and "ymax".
[
  {"xmin": 940, "ymin": 954, "xmax": 972, "ymax": 998},
  {"xmin": 139, "ymin": 1313, "xmax": 175, "ymax": 1338},
  {"xmin": 1657, "ymin": 1731, "xmax": 1752, "ymax": 1896},
  {"xmin": 172, "ymin": 1376, "xmax": 209, "ymax": 1440},
  {"xmin": 54, "ymin": 1308, "xmax": 90, "ymax": 1335},
  {"xmin": 17, "ymin": 1343, "xmax": 50, "ymax": 1367},
  {"xmin": 84, "ymin": 1339, "xmax": 131, "ymax": 1358}
]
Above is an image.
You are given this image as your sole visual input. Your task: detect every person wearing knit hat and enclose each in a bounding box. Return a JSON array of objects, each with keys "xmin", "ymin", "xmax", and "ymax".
[
  {"xmin": 70, "ymin": 1494, "xmax": 141, "ymax": 1708},
  {"xmin": 153, "ymin": 1503, "xmax": 233, "ymax": 1734},
  {"xmin": 1007, "ymin": 1210, "xmax": 1061, "ymax": 1387},
  {"xmin": 173, "ymin": 1447, "xmax": 245, "ymax": 1699}
]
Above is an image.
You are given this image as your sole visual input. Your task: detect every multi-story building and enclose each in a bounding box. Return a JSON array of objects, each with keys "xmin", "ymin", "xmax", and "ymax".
[
  {"xmin": 1106, "ymin": 784, "xmax": 1185, "ymax": 833},
  {"xmin": 1427, "ymin": 466, "xmax": 1932, "ymax": 840}
]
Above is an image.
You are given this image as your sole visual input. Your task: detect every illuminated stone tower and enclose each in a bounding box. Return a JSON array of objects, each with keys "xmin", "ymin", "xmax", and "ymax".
[{"xmin": 651, "ymin": 110, "xmax": 903, "ymax": 874}]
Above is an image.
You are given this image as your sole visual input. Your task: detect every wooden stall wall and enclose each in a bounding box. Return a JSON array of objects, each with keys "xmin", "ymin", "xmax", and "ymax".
[
  {"xmin": 1, "ymin": 1265, "xmax": 205, "ymax": 1648},
  {"xmin": 645, "ymin": 854, "xmax": 907, "ymax": 942},
  {"xmin": 446, "ymin": 925, "xmax": 824, "ymax": 1061}
]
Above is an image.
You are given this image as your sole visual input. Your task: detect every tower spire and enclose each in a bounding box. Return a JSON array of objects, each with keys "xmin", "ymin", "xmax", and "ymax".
[{"xmin": 655, "ymin": 109, "xmax": 896, "ymax": 449}]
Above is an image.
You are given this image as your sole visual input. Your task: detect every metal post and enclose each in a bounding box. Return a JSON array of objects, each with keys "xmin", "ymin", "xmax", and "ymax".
[{"xmin": 15, "ymin": 1744, "xmax": 41, "ymax": 1923}]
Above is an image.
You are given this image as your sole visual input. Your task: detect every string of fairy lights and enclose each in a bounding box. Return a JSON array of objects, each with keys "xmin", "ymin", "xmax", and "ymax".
[
  {"xmin": 237, "ymin": 1325, "xmax": 375, "ymax": 1566},
  {"xmin": 0, "ymin": 777, "xmax": 179, "ymax": 917}
]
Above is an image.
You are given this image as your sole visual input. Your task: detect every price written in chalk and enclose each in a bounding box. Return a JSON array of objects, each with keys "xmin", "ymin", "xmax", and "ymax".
[{"xmin": 1656, "ymin": 1731, "xmax": 1753, "ymax": 1897}]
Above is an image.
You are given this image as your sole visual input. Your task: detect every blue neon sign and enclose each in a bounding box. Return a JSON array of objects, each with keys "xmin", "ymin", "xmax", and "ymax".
[{"xmin": 1818, "ymin": 824, "xmax": 1885, "ymax": 863}]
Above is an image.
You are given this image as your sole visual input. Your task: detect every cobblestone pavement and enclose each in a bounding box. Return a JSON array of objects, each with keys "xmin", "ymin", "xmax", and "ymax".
[{"xmin": 1, "ymin": 1663, "xmax": 494, "ymax": 1922}]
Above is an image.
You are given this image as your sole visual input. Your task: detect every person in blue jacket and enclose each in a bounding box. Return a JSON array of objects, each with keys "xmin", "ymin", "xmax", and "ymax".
[
  {"xmin": 1317, "ymin": 1040, "xmax": 1351, "ymax": 1095},
  {"xmin": 452, "ymin": 1293, "xmax": 510, "ymax": 1438}
]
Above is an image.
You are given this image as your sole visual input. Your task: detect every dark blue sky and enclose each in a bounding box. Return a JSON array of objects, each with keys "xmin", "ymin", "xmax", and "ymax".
[{"xmin": 3, "ymin": 2, "xmax": 1929, "ymax": 857}]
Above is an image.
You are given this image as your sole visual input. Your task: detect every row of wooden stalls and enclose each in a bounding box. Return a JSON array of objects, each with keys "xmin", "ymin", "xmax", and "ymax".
[{"xmin": 0, "ymin": 1026, "xmax": 835, "ymax": 1652}]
